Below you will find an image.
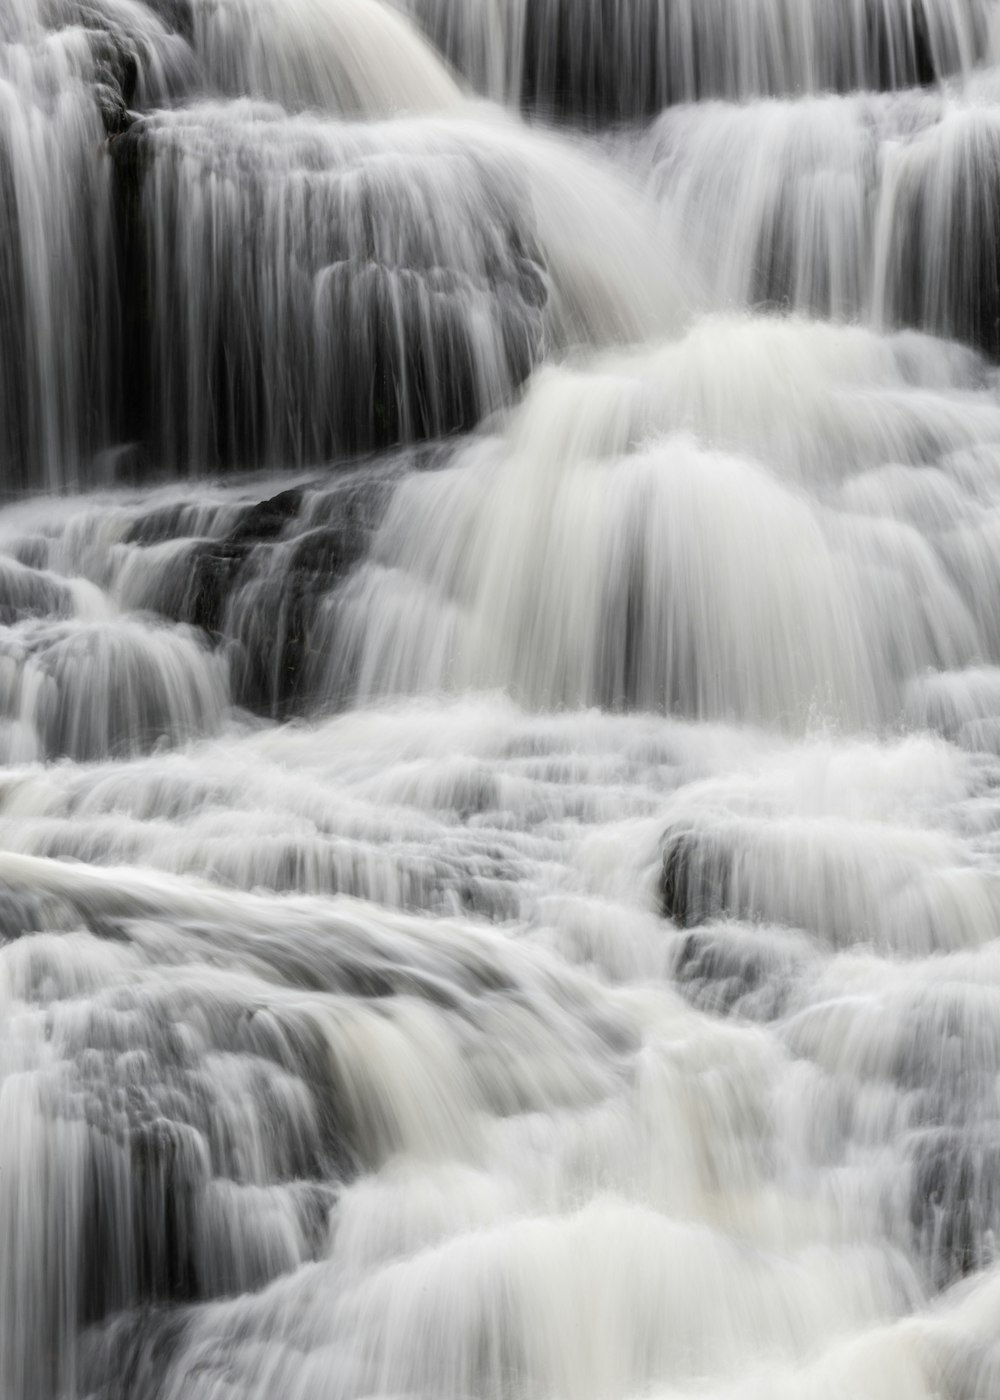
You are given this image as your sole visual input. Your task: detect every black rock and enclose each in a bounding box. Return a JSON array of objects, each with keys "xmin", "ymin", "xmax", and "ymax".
[
  {"xmin": 660, "ymin": 830, "xmax": 731, "ymax": 927},
  {"xmin": 226, "ymin": 488, "xmax": 306, "ymax": 545}
]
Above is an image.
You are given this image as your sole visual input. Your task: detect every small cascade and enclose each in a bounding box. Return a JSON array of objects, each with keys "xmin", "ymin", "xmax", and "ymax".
[
  {"xmin": 0, "ymin": 0, "xmax": 187, "ymax": 490},
  {"xmin": 637, "ymin": 84, "xmax": 1000, "ymax": 355},
  {"xmin": 399, "ymin": 0, "xmax": 992, "ymax": 116},
  {"xmin": 327, "ymin": 317, "xmax": 1000, "ymax": 724},
  {"xmin": 119, "ymin": 106, "xmax": 686, "ymax": 473}
]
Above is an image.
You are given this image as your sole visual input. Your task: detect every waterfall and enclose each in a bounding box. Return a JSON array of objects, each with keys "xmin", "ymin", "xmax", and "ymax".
[
  {"xmin": 187, "ymin": 0, "xmax": 464, "ymax": 114},
  {"xmin": 7, "ymin": 0, "xmax": 1000, "ymax": 1397},
  {"xmin": 121, "ymin": 104, "xmax": 685, "ymax": 472},
  {"xmin": 396, "ymin": 0, "xmax": 992, "ymax": 113},
  {"xmin": 0, "ymin": 0, "xmax": 181, "ymax": 490},
  {"xmin": 635, "ymin": 83, "xmax": 1000, "ymax": 353}
]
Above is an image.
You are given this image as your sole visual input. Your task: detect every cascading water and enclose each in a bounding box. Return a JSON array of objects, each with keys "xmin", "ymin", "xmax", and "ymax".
[
  {"xmin": 8, "ymin": 0, "xmax": 1000, "ymax": 1396},
  {"xmin": 395, "ymin": 0, "xmax": 993, "ymax": 114}
]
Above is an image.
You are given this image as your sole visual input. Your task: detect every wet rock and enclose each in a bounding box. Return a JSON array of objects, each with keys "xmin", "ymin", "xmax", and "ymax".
[
  {"xmin": 672, "ymin": 927, "xmax": 799, "ymax": 1020},
  {"xmin": 226, "ymin": 488, "xmax": 305, "ymax": 545},
  {"xmin": 182, "ymin": 542, "xmax": 248, "ymax": 636},
  {"xmin": 908, "ymin": 1127, "xmax": 1000, "ymax": 1289},
  {"xmin": 95, "ymin": 83, "xmax": 132, "ymax": 138},
  {"xmin": 222, "ymin": 499, "xmax": 372, "ymax": 717},
  {"xmin": 660, "ymin": 829, "xmax": 732, "ymax": 927},
  {"xmin": 143, "ymin": 0, "xmax": 194, "ymax": 40},
  {"xmin": 115, "ymin": 481, "xmax": 384, "ymax": 717},
  {"xmin": 88, "ymin": 31, "xmax": 140, "ymax": 137},
  {"xmin": 0, "ymin": 557, "xmax": 73, "ymax": 625}
]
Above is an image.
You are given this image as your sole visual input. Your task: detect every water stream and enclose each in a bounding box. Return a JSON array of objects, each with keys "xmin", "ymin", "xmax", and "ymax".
[{"xmin": 4, "ymin": 1, "xmax": 1000, "ymax": 1397}]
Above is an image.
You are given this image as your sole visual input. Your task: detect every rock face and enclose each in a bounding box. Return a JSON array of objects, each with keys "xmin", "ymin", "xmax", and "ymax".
[
  {"xmin": 91, "ymin": 38, "xmax": 140, "ymax": 136},
  {"xmin": 123, "ymin": 476, "xmax": 390, "ymax": 716}
]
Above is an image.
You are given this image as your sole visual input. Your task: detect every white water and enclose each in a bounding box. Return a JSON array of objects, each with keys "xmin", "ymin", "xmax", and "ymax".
[
  {"xmin": 0, "ymin": 0, "xmax": 188, "ymax": 489},
  {"xmin": 398, "ymin": 0, "xmax": 992, "ymax": 112},
  {"xmin": 188, "ymin": 0, "xmax": 463, "ymax": 115},
  {"xmin": 6, "ymin": 0, "xmax": 1000, "ymax": 1397},
  {"xmin": 635, "ymin": 81, "xmax": 1000, "ymax": 352},
  {"xmin": 132, "ymin": 102, "xmax": 690, "ymax": 470}
]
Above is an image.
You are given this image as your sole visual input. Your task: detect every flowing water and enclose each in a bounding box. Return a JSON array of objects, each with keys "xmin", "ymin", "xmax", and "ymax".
[{"xmin": 7, "ymin": 0, "xmax": 1000, "ymax": 1397}]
